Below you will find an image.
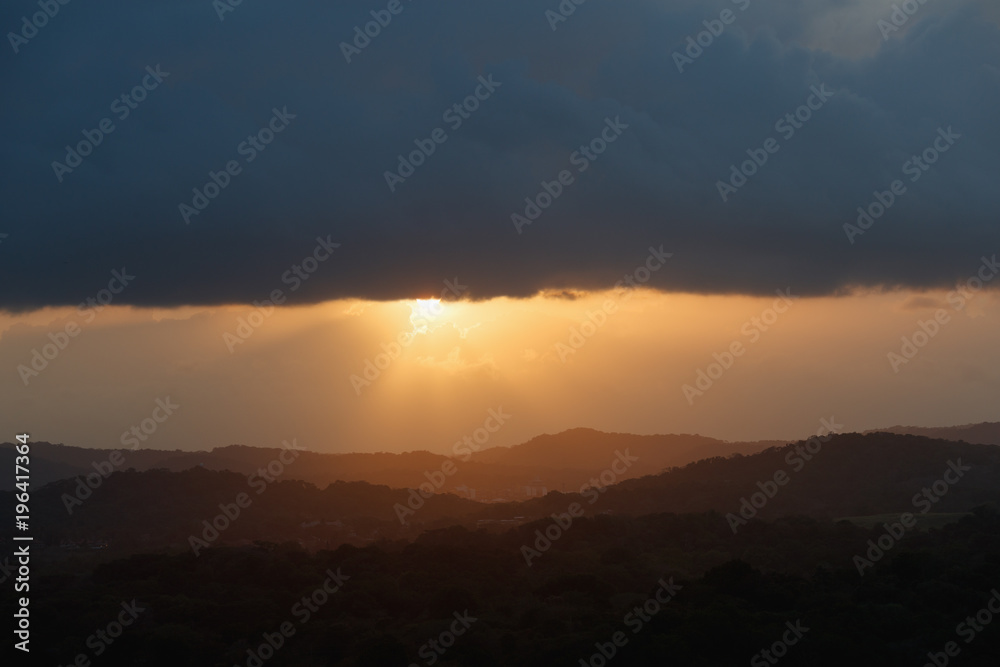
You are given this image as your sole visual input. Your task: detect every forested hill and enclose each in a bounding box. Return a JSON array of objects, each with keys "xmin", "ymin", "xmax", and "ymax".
[
  {"xmin": 865, "ymin": 422, "xmax": 1000, "ymax": 445},
  {"xmin": 0, "ymin": 429, "xmax": 779, "ymax": 493},
  {"xmin": 478, "ymin": 432, "xmax": 1000, "ymax": 521},
  {"xmin": 4, "ymin": 433, "xmax": 999, "ymax": 554}
]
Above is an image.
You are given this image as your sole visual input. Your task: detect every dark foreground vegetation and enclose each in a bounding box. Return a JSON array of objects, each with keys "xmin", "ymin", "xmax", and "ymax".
[
  {"xmin": 5, "ymin": 433, "xmax": 1000, "ymax": 665},
  {"xmin": 7, "ymin": 507, "xmax": 1000, "ymax": 666}
]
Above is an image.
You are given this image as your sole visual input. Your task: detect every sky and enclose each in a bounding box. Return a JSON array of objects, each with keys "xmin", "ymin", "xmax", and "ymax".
[{"xmin": 1, "ymin": 0, "xmax": 998, "ymax": 452}]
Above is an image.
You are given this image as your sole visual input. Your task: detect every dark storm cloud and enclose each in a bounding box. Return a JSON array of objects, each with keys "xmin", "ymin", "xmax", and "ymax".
[{"xmin": 0, "ymin": 0, "xmax": 998, "ymax": 309}]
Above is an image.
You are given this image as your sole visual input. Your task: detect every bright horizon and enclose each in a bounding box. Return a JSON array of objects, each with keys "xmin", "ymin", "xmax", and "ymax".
[{"xmin": 3, "ymin": 280, "xmax": 997, "ymax": 454}]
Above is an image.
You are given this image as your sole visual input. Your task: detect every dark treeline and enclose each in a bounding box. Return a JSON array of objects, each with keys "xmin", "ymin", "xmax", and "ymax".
[{"xmin": 5, "ymin": 508, "xmax": 1000, "ymax": 666}]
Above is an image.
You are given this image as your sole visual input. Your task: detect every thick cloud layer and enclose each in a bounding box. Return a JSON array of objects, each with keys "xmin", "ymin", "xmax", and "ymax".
[{"xmin": 1, "ymin": 0, "xmax": 998, "ymax": 309}]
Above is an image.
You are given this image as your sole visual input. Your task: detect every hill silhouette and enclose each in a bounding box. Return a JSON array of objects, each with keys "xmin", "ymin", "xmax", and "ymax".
[
  {"xmin": 865, "ymin": 421, "xmax": 1000, "ymax": 445},
  {"xmin": 469, "ymin": 426, "xmax": 781, "ymax": 471},
  {"xmin": 480, "ymin": 433, "xmax": 1000, "ymax": 523},
  {"xmin": 5, "ymin": 432, "xmax": 999, "ymax": 556},
  {"xmin": 0, "ymin": 429, "xmax": 780, "ymax": 497},
  {"xmin": 6, "ymin": 431, "xmax": 1000, "ymax": 666}
]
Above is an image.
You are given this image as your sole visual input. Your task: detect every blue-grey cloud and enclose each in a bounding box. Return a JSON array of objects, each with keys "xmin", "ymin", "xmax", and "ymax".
[{"xmin": 0, "ymin": 0, "xmax": 998, "ymax": 309}]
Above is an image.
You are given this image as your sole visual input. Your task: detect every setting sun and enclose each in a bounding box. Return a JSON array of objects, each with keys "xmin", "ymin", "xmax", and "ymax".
[{"xmin": 409, "ymin": 298, "xmax": 444, "ymax": 334}]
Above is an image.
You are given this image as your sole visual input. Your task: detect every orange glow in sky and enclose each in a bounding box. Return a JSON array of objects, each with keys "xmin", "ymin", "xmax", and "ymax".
[{"xmin": 1, "ymin": 286, "xmax": 997, "ymax": 453}]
